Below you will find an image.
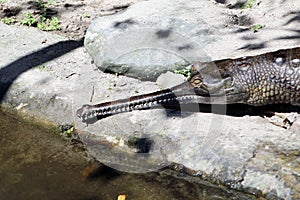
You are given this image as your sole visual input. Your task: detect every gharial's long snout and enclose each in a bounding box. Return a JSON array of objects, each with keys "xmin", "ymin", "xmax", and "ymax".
[
  {"xmin": 76, "ymin": 79, "xmax": 199, "ymax": 122},
  {"xmin": 76, "ymin": 63, "xmax": 246, "ymax": 122}
]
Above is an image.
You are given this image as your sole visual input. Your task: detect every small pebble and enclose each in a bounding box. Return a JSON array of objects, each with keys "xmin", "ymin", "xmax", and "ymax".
[{"xmin": 117, "ymin": 194, "xmax": 126, "ymax": 200}]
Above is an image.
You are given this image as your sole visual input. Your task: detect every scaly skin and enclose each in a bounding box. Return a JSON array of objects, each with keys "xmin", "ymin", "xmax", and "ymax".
[{"xmin": 77, "ymin": 47, "xmax": 300, "ymax": 122}]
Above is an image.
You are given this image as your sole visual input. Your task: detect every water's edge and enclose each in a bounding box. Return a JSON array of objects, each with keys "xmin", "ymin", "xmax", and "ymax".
[{"xmin": 0, "ymin": 106, "xmax": 258, "ymax": 200}]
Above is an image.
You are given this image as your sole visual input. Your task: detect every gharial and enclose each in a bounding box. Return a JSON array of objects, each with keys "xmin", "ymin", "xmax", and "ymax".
[{"xmin": 77, "ymin": 47, "xmax": 300, "ymax": 122}]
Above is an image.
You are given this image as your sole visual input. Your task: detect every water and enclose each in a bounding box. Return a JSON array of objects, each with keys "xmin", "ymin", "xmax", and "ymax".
[{"xmin": 0, "ymin": 109, "xmax": 256, "ymax": 200}]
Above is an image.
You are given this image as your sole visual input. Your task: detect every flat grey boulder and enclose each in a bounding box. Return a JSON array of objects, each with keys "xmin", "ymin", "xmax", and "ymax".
[
  {"xmin": 85, "ymin": 0, "xmax": 300, "ymax": 80},
  {"xmin": 84, "ymin": 0, "xmax": 218, "ymax": 80}
]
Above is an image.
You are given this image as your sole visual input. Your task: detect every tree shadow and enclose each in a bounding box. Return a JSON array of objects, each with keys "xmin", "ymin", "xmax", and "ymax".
[
  {"xmin": 226, "ymin": 8, "xmax": 300, "ymax": 52},
  {"xmin": 1, "ymin": 1, "xmax": 85, "ymax": 19},
  {"xmin": 214, "ymin": 0, "xmax": 227, "ymax": 4},
  {"xmin": 226, "ymin": 0, "xmax": 247, "ymax": 9},
  {"xmin": 284, "ymin": 11, "xmax": 300, "ymax": 25},
  {"xmin": 26, "ymin": 0, "xmax": 58, "ymax": 18},
  {"xmin": 237, "ymin": 43, "xmax": 266, "ymax": 50},
  {"xmin": 1, "ymin": 6, "xmax": 22, "ymax": 17},
  {"xmin": 274, "ymin": 29, "xmax": 300, "ymax": 41},
  {"xmin": 113, "ymin": 18, "xmax": 137, "ymax": 29},
  {"xmin": 0, "ymin": 38, "xmax": 84, "ymax": 101}
]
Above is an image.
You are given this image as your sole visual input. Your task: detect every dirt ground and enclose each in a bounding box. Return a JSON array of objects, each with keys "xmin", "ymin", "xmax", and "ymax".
[{"xmin": 0, "ymin": 0, "xmax": 139, "ymax": 39}]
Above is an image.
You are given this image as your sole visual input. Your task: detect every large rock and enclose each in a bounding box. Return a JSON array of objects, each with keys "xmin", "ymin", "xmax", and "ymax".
[
  {"xmin": 84, "ymin": 0, "xmax": 219, "ymax": 80},
  {"xmin": 85, "ymin": 0, "xmax": 300, "ymax": 80}
]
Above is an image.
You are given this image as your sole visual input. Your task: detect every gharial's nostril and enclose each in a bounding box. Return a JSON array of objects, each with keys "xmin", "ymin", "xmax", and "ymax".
[
  {"xmin": 76, "ymin": 104, "xmax": 90, "ymax": 118},
  {"xmin": 76, "ymin": 108, "xmax": 83, "ymax": 118}
]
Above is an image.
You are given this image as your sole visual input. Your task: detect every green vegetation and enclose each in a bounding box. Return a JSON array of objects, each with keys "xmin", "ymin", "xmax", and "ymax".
[
  {"xmin": 20, "ymin": 12, "xmax": 61, "ymax": 31},
  {"xmin": 38, "ymin": 65, "xmax": 51, "ymax": 71},
  {"xmin": 0, "ymin": 0, "xmax": 60, "ymax": 31},
  {"xmin": 106, "ymin": 64, "xmax": 129, "ymax": 75},
  {"xmin": 60, "ymin": 124, "xmax": 75, "ymax": 137},
  {"xmin": 48, "ymin": 0, "xmax": 56, "ymax": 5},
  {"xmin": 34, "ymin": 0, "xmax": 56, "ymax": 9},
  {"xmin": 34, "ymin": 0, "xmax": 47, "ymax": 8},
  {"xmin": 1, "ymin": 17, "xmax": 17, "ymax": 25},
  {"xmin": 38, "ymin": 15, "xmax": 60, "ymax": 31},
  {"xmin": 127, "ymin": 136, "xmax": 143, "ymax": 148},
  {"xmin": 20, "ymin": 12, "xmax": 38, "ymax": 26},
  {"xmin": 250, "ymin": 24, "xmax": 264, "ymax": 32},
  {"xmin": 174, "ymin": 65, "xmax": 192, "ymax": 79},
  {"xmin": 0, "ymin": 0, "xmax": 7, "ymax": 4},
  {"xmin": 82, "ymin": 13, "xmax": 90, "ymax": 18},
  {"xmin": 241, "ymin": 0, "xmax": 255, "ymax": 9}
]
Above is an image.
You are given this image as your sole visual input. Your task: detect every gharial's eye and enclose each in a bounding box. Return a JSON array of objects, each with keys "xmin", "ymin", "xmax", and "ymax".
[
  {"xmin": 191, "ymin": 77, "xmax": 202, "ymax": 87},
  {"xmin": 193, "ymin": 79, "xmax": 201, "ymax": 84}
]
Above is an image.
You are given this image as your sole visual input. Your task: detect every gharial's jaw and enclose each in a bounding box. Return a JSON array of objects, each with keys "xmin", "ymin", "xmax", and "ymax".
[{"xmin": 76, "ymin": 81, "xmax": 198, "ymax": 122}]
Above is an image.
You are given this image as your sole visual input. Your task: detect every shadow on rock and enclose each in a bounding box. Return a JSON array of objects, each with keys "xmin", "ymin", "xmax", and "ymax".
[
  {"xmin": 0, "ymin": 38, "xmax": 84, "ymax": 101},
  {"xmin": 163, "ymin": 103, "xmax": 300, "ymax": 117},
  {"xmin": 83, "ymin": 164, "xmax": 122, "ymax": 182},
  {"xmin": 79, "ymin": 102, "xmax": 300, "ymax": 125}
]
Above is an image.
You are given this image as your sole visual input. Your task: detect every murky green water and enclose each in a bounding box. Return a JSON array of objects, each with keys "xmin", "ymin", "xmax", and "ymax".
[{"xmin": 0, "ymin": 109, "xmax": 256, "ymax": 200}]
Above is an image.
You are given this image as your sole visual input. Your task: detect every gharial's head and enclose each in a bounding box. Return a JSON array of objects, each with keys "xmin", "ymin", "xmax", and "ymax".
[
  {"xmin": 76, "ymin": 61, "xmax": 251, "ymax": 123},
  {"xmin": 184, "ymin": 62, "xmax": 248, "ymax": 104}
]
